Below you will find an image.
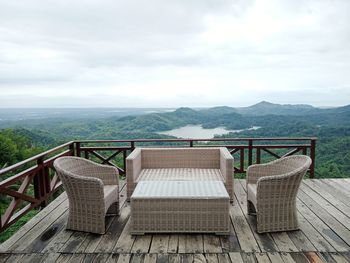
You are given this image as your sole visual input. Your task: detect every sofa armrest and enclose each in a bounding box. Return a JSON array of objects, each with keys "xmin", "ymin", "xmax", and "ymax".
[
  {"xmin": 219, "ymin": 148, "xmax": 233, "ymax": 182},
  {"xmin": 220, "ymin": 148, "xmax": 234, "ymax": 200},
  {"xmin": 126, "ymin": 148, "xmax": 142, "ymax": 199}
]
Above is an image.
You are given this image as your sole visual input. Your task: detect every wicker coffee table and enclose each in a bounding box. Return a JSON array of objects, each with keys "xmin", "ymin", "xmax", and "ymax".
[{"xmin": 130, "ymin": 181, "xmax": 230, "ymax": 235}]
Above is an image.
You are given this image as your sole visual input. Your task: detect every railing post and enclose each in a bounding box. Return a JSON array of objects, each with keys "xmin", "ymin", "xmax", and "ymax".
[
  {"xmin": 34, "ymin": 157, "xmax": 50, "ymax": 208},
  {"xmin": 248, "ymin": 139, "xmax": 253, "ymax": 166},
  {"xmin": 310, "ymin": 138, "xmax": 317, "ymax": 178},
  {"xmin": 302, "ymin": 147, "xmax": 307, "ymax": 155},
  {"xmin": 131, "ymin": 141, "xmax": 135, "ymax": 151},
  {"xmin": 189, "ymin": 140, "xmax": 193, "ymax": 147},
  {"xmin": 256, "ymin": 148, "xmax": 261, "ymax": 164},
  {"xmin": 240, "ymin": 148, "xmax": 244, "ymax": 172},
  {"xmin": 123, "ymin": 150, "xmax": 127, "ymax": 176},
  {"xmin": 76, "ymin": 142, "xmax": 81, "ymax": 157},
  {"xmin": 69, "ymin": 143, "xmax": 75, "ymax": 156}
]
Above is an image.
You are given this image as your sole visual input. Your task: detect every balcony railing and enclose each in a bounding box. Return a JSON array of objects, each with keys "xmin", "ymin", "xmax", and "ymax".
[{"xmin": 0, "ymin": 137, "xmax": 316, "ymax": 233}]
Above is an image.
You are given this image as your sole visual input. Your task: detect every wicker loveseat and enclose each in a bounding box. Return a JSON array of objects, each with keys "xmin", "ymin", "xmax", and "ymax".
[
  {"xmin": 53, "ymin": 157, "xmax": 119, "ymax": 234},
  {"xmin": 246, "ymin": 155, "xmax": 312, "ymax": 233},
  {"xmin": 126, "ymin": 147, "xmax": 234, "ymax": 202}
]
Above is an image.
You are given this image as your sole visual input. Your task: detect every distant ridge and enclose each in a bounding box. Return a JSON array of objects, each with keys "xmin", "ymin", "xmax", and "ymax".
[
  {"xmin": 233, "ymin": 101, "xmax": 317, "ymax": 116},
  {"xmin": 195, "ymin": 101, "xmax": 321, "ymax": 116},
  {"xmin": 105, "ymin": 101, "xmax": 349, "ymax": 133},
  {"xmin": 201, "ymin": 106, "xmax": 238, "ymax": 115}
]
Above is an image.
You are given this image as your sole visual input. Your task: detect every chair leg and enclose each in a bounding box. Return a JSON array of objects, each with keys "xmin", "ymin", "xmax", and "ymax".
[
  {"xmin": 247, "ymin": 200, "xmax": 256, "ymax": 215},
  {"xmin": 106, "ymin": 202, "xmax": 119, "ymax": 216}
]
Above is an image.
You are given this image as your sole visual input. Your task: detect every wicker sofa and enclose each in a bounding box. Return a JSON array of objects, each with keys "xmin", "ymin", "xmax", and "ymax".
[
  {"xmin": 126, "ymin": 147, "xmax": 234, "ymax": 202},
  {"xmin": 246, "ymin": 155, "xmax": 312, "ymax": 233},
  {"xmin": 54, "ymin": 157, "xmax": 119, "ymax": 234}
]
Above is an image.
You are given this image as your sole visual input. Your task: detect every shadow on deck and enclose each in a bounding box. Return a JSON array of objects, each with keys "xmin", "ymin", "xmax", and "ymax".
[{"xmin": 0, "ymin": 179, "xmax": 350, "ymax": 263}]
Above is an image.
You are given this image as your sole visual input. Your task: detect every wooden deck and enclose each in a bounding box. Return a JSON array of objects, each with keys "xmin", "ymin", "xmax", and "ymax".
[{"xmin": 0, "ymin": 179, "xmax": 350, "ymax": 263}]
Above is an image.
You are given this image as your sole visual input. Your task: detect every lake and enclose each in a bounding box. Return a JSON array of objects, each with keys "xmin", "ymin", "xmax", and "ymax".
[{"xmin": 158, "ymin": 125, "xmax": 260, "ymax": 139}]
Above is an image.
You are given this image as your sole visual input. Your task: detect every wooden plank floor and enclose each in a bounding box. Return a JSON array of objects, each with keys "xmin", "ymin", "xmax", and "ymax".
[{"xmin": 0, "ymin": 179, "xmax": 350, "ymax": 263}]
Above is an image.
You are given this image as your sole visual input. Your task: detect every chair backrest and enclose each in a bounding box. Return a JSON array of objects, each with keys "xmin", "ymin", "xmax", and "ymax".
[
  {"xmin": 270, "ymin": 155, "xmax": 312, "ymax": 176},
  {"xmin": 54, "ymin": 156, "xmax": 95, "ymax": 178},
  {"xmin": 53, "ymin": 157, "xmax": 104, "ymax": 198},
  {"xmin": 258, "ymin": 155, "xmax": 312, "ymax": 199},
  {"xmin": 140, "ymin": 147, "xmax": 221, "ymax": 169}
]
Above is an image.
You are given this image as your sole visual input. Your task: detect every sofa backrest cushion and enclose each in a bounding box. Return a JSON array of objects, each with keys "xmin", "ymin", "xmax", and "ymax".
[{"xmin": 141, "ymin": 148, "xmax": 220, "ymax": 169}]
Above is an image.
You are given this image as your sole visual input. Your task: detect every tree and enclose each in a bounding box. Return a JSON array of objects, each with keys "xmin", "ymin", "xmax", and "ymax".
[{"xmin": 0, "ymin": 134, "xmax": 17, "ymax": 169}]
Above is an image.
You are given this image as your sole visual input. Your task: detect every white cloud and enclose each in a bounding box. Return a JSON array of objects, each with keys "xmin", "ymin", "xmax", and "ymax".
[{"xmin": 0, "ymin": 0, "xmax": 349, "ymax": 107}]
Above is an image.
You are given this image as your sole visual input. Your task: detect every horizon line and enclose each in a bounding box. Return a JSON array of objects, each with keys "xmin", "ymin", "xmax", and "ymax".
[{"xmin": 0, "ymin": 101, "xmax": 346, "ymax": 109}]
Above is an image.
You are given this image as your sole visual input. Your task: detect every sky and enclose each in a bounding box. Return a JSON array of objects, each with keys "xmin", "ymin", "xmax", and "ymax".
[{"xmin": 0, "ymin": 0, "xmax": 349, "ymax": 108}]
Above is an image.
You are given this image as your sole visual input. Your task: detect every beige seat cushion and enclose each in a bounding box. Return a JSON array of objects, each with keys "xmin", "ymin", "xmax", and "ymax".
[
  {"xmin": 137, "ymin": 168, "xmax": 224, "ymax": 182},
  {"xmin": 247, "ymin": 183, "xmax": 257, "ymax": 207},
  {"xmin": 104, "ymin": 185, "xmax": 119, "ymax": 212}
]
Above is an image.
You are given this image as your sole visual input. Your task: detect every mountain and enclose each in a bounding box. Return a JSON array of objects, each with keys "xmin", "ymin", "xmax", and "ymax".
[
  {"xmin": 196, "ymin": 101, "xmax": 324, "ymax": 116},
  {"xmin": 324, "ymin": 104, "xmax": 350, "ymax": 114},
  {"xmin": 10, "ymin": 128, "xmax": 58, "ymax": 147},
  {"xmin": 200, "ymin": 106, "xmax": 238, "ymax": 116},
  {"xmin": 171, "ymin": 107, "xmax": 204, "ymax": 121},
  {"xmin": 234, "ymin": 101, "xmax": 318, "ymax": 116},
  {"xmin": 109, "ymin": 107, "xmax": 204, "ymax": 132}
]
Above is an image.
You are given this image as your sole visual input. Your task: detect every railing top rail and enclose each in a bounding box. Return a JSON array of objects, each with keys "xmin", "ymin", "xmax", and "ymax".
[
  {"xmin": 79, "ymin": 144, "xmax": 312, "ymax": 149},
  {"xmin": 76, "ymin": 137, "xmax": 317, "ymax": 143},
  {"xmin": 0, "ymin": 141, "xmax": 74, "ymax": 175}
]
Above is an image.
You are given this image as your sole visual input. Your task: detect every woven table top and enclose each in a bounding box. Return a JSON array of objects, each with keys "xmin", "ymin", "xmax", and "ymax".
[{"xmin": 131, "ymin": 181, "xmax": 229, "ymax": 199}]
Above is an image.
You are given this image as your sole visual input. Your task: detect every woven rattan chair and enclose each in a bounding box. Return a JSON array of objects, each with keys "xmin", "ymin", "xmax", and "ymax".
[
  {"xmin": 246, "ymin": 155, "xmax": 312, "ymax": 233},
  {"xmin": 126, "ymin": 147, "xmax": 234, "ymax": 202},
  {"xmin": 53, "ymin": 157, "xmax": 119, "ymax": 234}
]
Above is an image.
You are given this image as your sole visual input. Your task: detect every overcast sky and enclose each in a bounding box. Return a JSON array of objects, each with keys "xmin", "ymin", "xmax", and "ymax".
[{"xmin": 0, "ymin": 0, "xmax": 349, "ymax": 108}]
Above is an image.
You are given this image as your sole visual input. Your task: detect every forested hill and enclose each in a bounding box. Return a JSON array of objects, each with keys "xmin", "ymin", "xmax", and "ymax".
[
  {"xmin": 83, "ymin": 102, "xmax": 350, "ymax": 134},
  {"xmin": 0, "ymin": 129, "xmax": 55, "ymax": 169},
  {"xmin": 225, "ymin": 101, "xmax": 317, "ymax": 115}
]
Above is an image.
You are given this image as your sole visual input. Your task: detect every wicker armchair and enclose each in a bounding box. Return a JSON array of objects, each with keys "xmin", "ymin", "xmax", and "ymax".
[
  {"xmin": 246, "ymin": 155, "xmax": 312, "ymax": 233},
  {"xmin": 53, "ymin": 157, "xmax": 119, "ymax": 234}
]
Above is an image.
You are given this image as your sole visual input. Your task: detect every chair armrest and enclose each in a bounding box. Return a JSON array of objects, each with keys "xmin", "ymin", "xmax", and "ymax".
[
  {"xmin": 126, "ymin": 148, "xmax": 142, "ymax": 184},
  {"xmin": 65, "ymin": 174, "xmax": 105, "ymax": 208},
  {"xmin": 220, "ymin": 148, "xmax": 233, "ymax": 183},
  {"xmin": 256, "ymin": 172, "xmax": 299, "ymax": 202}
]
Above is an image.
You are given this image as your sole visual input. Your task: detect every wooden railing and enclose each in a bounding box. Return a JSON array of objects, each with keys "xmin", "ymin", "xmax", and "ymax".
[
  {"xmin": 77, "ymin": 137, "xmax": 316, "ymax": 176},
  {"xmin": 0, "ymin": 137, "xmax": 316, "ymax": 233},
  {"xmin": 0, "ymin": 141, "xmax": 75, "ymax": 233}
]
